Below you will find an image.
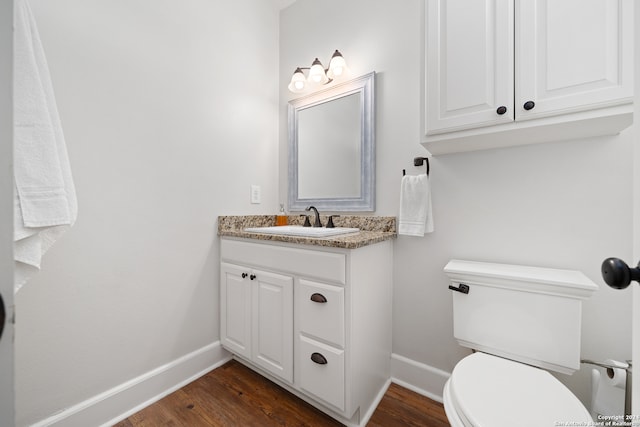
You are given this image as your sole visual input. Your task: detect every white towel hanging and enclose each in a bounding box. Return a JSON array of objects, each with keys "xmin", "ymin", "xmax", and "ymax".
[
  {"xmin": 13, "ymin": 0, "xmax": 77, "ymax": 293},
  {"xmin": 398, "ymin": 173, "xmax": 433, "ymax": 236}
]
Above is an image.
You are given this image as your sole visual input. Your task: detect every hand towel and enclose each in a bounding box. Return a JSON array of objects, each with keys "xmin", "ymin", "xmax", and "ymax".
[
  {"xmin": 13, "ymin": 0, "xmax": 77, "ymax": 293},
  {"xmin": 398, "ymin": 173, "xmax": 433, "ymax": 236}
]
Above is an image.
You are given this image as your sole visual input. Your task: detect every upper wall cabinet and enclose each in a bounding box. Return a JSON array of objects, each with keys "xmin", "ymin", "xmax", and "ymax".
[{"xmin": 422, "ymin": 0, "xmax": 634, "ymax": 155}]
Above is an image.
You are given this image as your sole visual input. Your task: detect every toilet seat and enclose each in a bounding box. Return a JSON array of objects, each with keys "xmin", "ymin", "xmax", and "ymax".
[{"xmin": 444, "ymin": 352, "xmax": 592, "ymax": 427}]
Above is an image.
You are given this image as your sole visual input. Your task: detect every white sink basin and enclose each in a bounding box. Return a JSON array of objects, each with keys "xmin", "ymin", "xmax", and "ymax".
[{"xmin": 244, "ymin": 225, "xmax": 360, "ymax": 238}]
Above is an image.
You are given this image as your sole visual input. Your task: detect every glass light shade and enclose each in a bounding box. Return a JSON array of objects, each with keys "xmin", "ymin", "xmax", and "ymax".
[
  {"xmin": 287, "ymin": 68, "xmax": 307, "ymax": 93},
  {"xmin": 327, "ymin": 50, "xmax": 347, "ymax": 79},
  {"xmin": 308, "ymin": 58, "xmax": 329, "ymax": 85}
]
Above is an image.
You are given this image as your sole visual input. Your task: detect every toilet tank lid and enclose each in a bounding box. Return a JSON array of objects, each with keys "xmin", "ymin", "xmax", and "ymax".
[{"xmin": 444, "ymin": 259, "xmax": 598, "ymax": 299}]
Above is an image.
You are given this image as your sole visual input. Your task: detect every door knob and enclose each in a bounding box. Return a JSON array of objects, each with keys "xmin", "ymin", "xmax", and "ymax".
[
  {"xmin": 0, "ymin": 293, "xmax": 5, "ymax": 341},
  {"xmin": 601, "ymin": 258, "xmax": 640, "ymax": 289},
  {"xmin": 496, "ymin": 106, "xmax": 507, "ymax": 115},
  {"xmin": 523, "ymin": 100, "xmax": 535, "ymax": 110}
]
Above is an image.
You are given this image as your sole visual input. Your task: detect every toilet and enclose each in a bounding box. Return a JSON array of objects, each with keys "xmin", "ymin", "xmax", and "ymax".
[{"xmin": 443, "ymin": 259, "xmax": 598, "ymax": 427}]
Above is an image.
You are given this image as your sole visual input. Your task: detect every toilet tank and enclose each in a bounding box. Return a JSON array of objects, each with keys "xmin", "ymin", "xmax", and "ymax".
[{"xmin": 444, "ymin": 260, "xmax": 598, "ymax": 375}]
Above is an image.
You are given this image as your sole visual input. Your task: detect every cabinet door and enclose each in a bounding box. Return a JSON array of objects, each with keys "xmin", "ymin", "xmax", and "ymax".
[
  {"xmin": 516, "ymin": 0, "xmax": 633, "ymax": 120},
  {"xmin": 425, "ymin": 0, "xmax": 514, "ymax": 135},
  {"xmin": 252, "ymin": 269, "xmax": 294, "ymax": 383},
  {"xmin": 220, "ymin": 263, "xmax": 252, "ymax": 360}
]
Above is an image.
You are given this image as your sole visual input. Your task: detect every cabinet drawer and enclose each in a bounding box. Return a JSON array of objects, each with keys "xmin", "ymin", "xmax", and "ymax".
[
  {"xmin": 221, "ymin": 239, "xmax": 346, "ymax": 284},
  {"xmin": 298, "ymin": 335, "xmax": 345, "ymax": 411},
  {"xmin": 298, "ymin": 279, "xmax": 344, "ymax": 347}
]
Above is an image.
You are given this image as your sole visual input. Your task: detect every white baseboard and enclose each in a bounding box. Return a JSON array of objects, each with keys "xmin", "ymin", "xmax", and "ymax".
[
  {"xmin": 32, "ymin": 341, "xmax": 231, "ymax": 427},
  {"xmin": 390, "ymin": 353, "xmax": 450, "ymax": 403}
]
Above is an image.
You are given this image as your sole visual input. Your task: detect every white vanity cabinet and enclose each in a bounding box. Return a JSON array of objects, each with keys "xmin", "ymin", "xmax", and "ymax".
[
  {"xmin": 423, "ymin": 0, "xmax": 634, "ymax": 154},
  {"xmin": 219, "ymin": 237, "xmax": 393, "ymax": 425}
]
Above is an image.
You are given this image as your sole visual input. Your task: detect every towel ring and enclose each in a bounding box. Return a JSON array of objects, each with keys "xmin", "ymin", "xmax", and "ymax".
[{"xmin": 403, "ymin": 157, "xmax": 430, "ymax": 176}]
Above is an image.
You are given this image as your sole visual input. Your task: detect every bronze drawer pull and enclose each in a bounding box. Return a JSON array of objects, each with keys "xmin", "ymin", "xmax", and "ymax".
[
  {"xmin": 310, "ymin": 293, "xmax": 327, "ymax": 303},
  {"xmin": 311, "ymin": 352, "xmax": 327, "ymax": 365}
]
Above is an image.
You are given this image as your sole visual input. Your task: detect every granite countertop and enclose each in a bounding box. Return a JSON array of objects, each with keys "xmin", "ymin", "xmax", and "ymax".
[{"xmin": 218, "ymin": 215, "xmax": 396, "ymax": 249}]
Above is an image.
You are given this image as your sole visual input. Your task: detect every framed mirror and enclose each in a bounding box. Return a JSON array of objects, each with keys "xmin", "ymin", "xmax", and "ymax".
[{"xmin": 288, "ymin": 72, "xmax": 375, "ymax": 212}]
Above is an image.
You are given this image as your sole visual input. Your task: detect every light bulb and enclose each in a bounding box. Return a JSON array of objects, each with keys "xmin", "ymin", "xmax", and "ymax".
[
  {"xmin": 287, "ymin": 68, "xmax": 307, "ymax": 93},
  {"xmin": 308, "ymin": 58, "xmax": 329, "ymax": 85},
  {"xmin": 327, "ymin": 50, "xmax": 348, "ymax": 80}
]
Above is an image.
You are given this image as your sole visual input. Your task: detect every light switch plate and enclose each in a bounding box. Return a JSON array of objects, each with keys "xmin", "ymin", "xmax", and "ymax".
[{"xmin": 250, "ymin": 185, "xmax": 261, "ymax": 204}]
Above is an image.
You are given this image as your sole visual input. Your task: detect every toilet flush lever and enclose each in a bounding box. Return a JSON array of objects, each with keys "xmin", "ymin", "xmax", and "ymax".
[
  {"xmin": 448, "ymin": 283, "xmax": 470, "ymax": 294},
  {"xmin": 601, "ymin": 258, "xmax": 640, "ymax": 290}
]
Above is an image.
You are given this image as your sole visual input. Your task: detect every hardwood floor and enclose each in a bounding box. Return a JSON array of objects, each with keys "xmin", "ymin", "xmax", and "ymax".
[
  {"xmin": 367, "ymin": 382, "xmax": 450, "ymax": 427},
  {"xmin": 114, "ymin": 359, "xmax": 450, "ymax": 427}
]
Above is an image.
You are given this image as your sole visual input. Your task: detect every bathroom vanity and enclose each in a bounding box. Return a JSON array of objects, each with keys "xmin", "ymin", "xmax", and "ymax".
[{"xmin": 218, "ymin": 215, "xmax": 395, "ymax": 425}]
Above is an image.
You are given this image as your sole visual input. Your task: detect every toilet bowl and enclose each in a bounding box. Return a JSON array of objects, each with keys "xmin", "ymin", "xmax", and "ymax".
[
  {"xmin": 443, "ymin": 260, "xmax": 598, "ymax": 427},
  {"xmin": 443, "ymin": 352, "xmax": 592, "ymax": 427}
]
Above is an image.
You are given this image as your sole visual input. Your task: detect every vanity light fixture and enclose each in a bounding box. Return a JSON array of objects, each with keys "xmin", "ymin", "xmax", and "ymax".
[{"xmin": 287, "ymin": 50, "xmax": 348, "ymax": 93}]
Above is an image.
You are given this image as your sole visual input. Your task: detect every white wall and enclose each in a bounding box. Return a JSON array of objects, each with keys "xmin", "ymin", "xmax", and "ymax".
[
  {"xmin": 15, "ymin": 1, "xmax": 280, "ymax": 425},
  {"xmin": 280, "ymin": 0, "xmax": 634, "ymax": 406}
]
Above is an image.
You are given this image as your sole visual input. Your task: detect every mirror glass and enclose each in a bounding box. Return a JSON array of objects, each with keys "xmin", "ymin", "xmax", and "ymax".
[
  {"xmin": 298, "ymin": 93, "xmax": 361, "ymax": 199},
  {"xmin": 288, "ymin": 72, "xmax": 375, "ymax": 212}
]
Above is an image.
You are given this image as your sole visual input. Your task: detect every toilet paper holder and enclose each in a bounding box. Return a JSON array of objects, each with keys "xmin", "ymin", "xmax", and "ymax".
[{"xmin": 581, "ymin": 359, "xmax": 632, "ymax": 418}]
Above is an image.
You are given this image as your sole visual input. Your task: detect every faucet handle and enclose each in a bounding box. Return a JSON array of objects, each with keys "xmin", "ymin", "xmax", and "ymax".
[
  {"xmin": 326, "ymin": 215, "xmax": 340, "ymax": 228},
  {"xmin": 300, "ymin": 215, "xmax": 311, "ymax": 227}
]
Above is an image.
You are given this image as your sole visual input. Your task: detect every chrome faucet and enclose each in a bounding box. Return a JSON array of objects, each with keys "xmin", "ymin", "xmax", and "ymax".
[{"xmin": 305, "ymin": 206, "xmax": 323, "ymax": 227}]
